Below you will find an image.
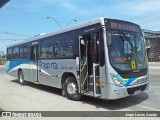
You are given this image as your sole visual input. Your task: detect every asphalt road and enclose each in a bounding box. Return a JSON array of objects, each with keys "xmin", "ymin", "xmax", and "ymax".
[{"xmin": 0, "ymin": 63, "xmax": 160, "ymax": 119}]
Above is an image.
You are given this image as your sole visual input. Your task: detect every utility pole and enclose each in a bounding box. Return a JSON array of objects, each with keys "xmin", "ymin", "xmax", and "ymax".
[
  {"xmin": 66, "ymin": 19, "xmax": 77, "ymax": 27},
  {"xmin": 46, "ymin": 17, "xmax": 62, "ymax": 28}
]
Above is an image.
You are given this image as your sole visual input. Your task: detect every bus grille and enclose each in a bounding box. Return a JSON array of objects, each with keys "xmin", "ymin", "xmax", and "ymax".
[{"xmin": 127, "ymin": 84, "xmax": 147, "ymax": 94}]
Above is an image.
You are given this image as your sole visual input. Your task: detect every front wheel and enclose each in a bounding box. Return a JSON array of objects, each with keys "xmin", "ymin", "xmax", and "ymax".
[
  {"xmin": 18, "ymin": 71, "xmax": 25, "ymax": 85},
  {"xmin": 64, "ymin": 76, "xmax": 82, "ymax": 100}
]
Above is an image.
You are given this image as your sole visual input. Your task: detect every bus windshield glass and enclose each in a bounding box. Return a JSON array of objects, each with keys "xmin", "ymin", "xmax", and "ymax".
[{"xmin": 108, "ymin": 31, "xmax": 147, "ymax": 71}]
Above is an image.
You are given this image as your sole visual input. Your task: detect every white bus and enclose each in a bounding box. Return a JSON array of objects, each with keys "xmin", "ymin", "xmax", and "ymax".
[{"xmin": 6, "ymin": 17, "xmax": 149, "ymax": 100}]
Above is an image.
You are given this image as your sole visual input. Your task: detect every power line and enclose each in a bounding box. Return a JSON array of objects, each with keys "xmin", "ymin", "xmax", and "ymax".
[
  {"xmin": 128, "ymin": 11, "xmax": 160, "ymax": 28},
  {"xmin": 127, "ymin": 11, "xmax": 160, "ymax": 31},
  {"xmin": 137, "ymin": 15, "xmax": 160, "ymax": 25},
  {"xmin": 129, "ymin": 11, "xmax": 160, "ymax": 21},
  {"xmin": 0, "ymin": 31, "xmax": 31, "ymax": 38},
  {"xmin": 0, "ymin": 41, "xmax": 7, "ymax": 46},
  {"xmin": 144, "ymin": 25, "xmax": 160, "ymax": 30},
  {"xmin": 0, "ymin": 39, "xmax": 25, "ymax": 41}
]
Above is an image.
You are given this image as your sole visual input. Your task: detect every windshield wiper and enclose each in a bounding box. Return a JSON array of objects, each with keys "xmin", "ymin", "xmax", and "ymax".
[{"xmin": 121, "ymin": 32, "xmax": 134, "ymax": 52}]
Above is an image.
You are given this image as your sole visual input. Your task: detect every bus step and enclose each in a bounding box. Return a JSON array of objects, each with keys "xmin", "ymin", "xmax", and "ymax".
[
  {"xmin": 83, "ymin": 91, "xmax": 94, "ymax": 96},
  {"xmin": 81, "ymin": 89, "xmax": 89, "ymax": 94},
  {"xmin": 88, "ymin": 75, "xmax": 93, "ymax": 77},
  {"xmin": 83, "ymin": 91, "xmax": 101, "ymax": 97},
  {"xmin": 89, "ymin": 86, "xmax": 93, "ymax": 92},
  {"xmin": 89, "ymin": 83, "xmax": 93, "ymax": 85},
  {"xmin": 33, "ymin": 81, "xmax": 39, "ymax": 85}
]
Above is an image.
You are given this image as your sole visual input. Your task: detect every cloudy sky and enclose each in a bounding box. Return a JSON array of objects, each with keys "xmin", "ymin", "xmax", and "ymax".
[{"xmin": 0, "ymin": 0, "xmax": 160, "ymax": 52}]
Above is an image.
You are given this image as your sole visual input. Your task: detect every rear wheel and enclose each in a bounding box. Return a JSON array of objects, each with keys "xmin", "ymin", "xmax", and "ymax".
[
  {"xmin": 18, "ymin": 71, "xmax": 25, "ymax": 85},
  {"xmin": 64, "ymin": 76, "xmax": 82, "ymax": 100}
]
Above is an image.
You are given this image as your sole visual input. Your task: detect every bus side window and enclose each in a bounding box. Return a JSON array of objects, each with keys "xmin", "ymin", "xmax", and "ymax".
[
  {"xmin": 31, "ymin": 47, "xmax": 33, "ymax": 60},
  {"xmin": 40, "ymin": 39, "xmax": 53, "ymax": 59},
  {"xmin": 12, "ymin": 46, "xmax": 19, "ymax": 60},
  {"xmin": 7, "ymin": 48, "xmax": 12, "ymax": 60}
]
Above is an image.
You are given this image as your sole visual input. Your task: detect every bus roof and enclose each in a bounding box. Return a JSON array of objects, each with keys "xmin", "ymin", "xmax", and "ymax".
[{"xmin": 8, "ymin": 17, "xmax": 105, "ymax": 48}]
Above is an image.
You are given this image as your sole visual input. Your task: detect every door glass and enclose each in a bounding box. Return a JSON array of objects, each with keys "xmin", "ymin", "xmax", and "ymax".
[
  {"xmin": 80, "ymin": 35, "xmax": 88, "ymax": 91},
  {"xmin": 80, "ymin": 33, "xmax": 101, "ymax": 94}
]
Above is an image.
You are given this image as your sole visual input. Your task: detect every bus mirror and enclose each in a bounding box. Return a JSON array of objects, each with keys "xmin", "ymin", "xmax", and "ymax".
[{"xmin": 107, "ymin": 33, "xmax": 112, "ymax": 46}]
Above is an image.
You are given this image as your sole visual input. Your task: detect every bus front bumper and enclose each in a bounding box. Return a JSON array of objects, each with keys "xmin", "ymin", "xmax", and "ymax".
[{"xmin": 101, "ymin": 81, "xmax": 149, "ymax": 100}]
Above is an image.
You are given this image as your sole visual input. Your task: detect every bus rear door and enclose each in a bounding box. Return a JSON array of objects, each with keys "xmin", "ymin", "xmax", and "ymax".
[{"xmin": 30, "ymin": 45, "xmax": 39, "ymax": 83}]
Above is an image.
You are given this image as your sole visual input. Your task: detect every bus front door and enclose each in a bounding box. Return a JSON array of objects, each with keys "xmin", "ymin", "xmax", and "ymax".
[
  {"xmin": 30, "ymin": 45, "xmax": 39, "ymax": 83},
  {"xmin": 79, "ymin": 32, "xmax": 101, "ymax": 97}
]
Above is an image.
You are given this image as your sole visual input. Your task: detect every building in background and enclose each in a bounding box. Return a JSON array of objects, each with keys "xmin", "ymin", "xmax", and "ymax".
[
  {"xmin": 0, "ymin": 51, "xmax": 5, "ymax": 65},
  {"xmin": 0, "ymin": 51, "xmax": 4, "ymax": 56},
  {"xmin": 143, "ymin": 29, "xmax": 160, "ymax": 62}
]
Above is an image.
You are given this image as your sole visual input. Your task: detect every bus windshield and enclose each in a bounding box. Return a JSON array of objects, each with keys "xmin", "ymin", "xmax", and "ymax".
[{"xmin": 108, "ymin": 31, "xmax": 147, "ymax": 72}]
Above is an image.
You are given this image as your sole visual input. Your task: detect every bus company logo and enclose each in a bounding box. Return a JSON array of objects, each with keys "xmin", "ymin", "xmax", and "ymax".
[
  {"xmin": 39, "ymin": 61, "xmax": 58, "ymax": 69},
  {"xmin": 84, "ymin": 28, "xmax": 95, "ymax": 32}
]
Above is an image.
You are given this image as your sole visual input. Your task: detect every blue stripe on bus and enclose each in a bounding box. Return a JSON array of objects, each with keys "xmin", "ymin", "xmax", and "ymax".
[
  {"xmin": 117, "ymin": 74, "xmax": 136, "ymax": 86},
  {"xmin": 6, "ymin": 60, "xmax": 32, "ymax": 73}
]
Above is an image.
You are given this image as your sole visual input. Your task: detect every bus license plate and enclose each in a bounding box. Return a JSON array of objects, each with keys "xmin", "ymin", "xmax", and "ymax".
[{"xmin": 134, "ymin": 89, "xmax": 141, "ymax": 95}]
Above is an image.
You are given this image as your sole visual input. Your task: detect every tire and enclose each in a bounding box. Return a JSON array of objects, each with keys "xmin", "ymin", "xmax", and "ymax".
[
  {"xmin": 64, "ymin": 76, "xmax": 82, "ymax": 100},
  {"xmin": 18, "ymin": 71, "xmax": 25, "ymax": 85}
]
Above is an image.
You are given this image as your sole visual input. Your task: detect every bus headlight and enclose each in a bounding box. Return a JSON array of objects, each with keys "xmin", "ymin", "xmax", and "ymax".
[{"xmin": 110, "ymin": 73, "xmax": 123, "ymax": 87}]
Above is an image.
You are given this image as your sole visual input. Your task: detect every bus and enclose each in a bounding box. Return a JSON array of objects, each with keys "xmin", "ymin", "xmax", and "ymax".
[{"xmin": 6, "ymin": 17, "xmax": 149, "ymax": 100}]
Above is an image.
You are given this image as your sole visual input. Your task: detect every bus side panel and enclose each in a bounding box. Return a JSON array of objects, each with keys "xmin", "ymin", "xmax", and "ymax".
[
  {"xmin": 19, "ymin": 61, "xmax": 34, "ymax": 81},
  {"xmin": 6, "ymin": 60, "xmax": 32, "ymax": 79},
  {"xmin": 26, "ymin": 61, "xmax": 37, "ymax": 82},
  {"xmin": 6, "ymin": 60, "xmax": 18, "ymax": 78},
  {"xmin": 38, "ymin": 59, "xmax": 78, "ymax": 88}
]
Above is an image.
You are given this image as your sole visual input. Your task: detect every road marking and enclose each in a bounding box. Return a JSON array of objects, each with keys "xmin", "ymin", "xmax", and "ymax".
[
  {"xmin": 135, "ymin": 104, "xmax": 160, "ymax": 111},
  {"xmin": 149, "ymin": 67, "xmax": 160, "ymax": 69}
]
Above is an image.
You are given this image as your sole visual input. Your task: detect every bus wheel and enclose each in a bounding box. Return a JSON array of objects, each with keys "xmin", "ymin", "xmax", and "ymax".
[
  {"xmin": 64, "ymin": 76, "xmax": 82, "ymax": 100},
  {"xmin": 18, "ymin": 71, "xmax": 25, "ymax": 85}
]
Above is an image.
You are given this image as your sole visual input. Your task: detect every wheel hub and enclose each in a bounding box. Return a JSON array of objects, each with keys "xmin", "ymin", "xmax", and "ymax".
[
  {"xmin": 67, "ymin": 83, "xmax": 77, "ymax": 95},
  {"xmin": 20, "ymin": 75, "xmax": 23, "ymax": 83}
]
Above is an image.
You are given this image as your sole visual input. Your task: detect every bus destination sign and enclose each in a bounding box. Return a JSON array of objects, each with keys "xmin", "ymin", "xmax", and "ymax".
[{"xmin": 111, "ymin": 22, "xmax": 137, "ymax": 32}]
